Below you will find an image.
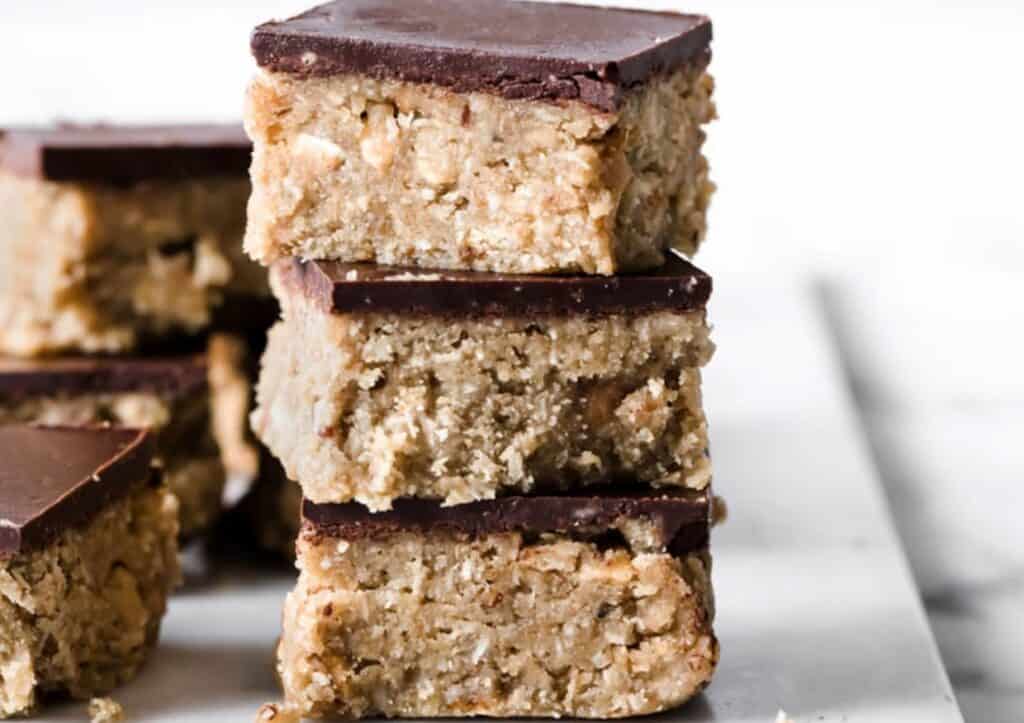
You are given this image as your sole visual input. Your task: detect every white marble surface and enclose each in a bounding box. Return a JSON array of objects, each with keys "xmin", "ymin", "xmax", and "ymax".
[
  {"xmin": 700, "ymin": 280, "xmax": 961, "ymax": 722},
  {"xmin": 823, "ymin": 271, "xmax": 1024, "ymax": 723},
  {"xmin": 38, "ymin": 281, "xmax": 961, "ymax": 722}
]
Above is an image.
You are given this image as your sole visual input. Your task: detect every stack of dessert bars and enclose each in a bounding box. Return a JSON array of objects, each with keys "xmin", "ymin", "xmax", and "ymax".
[
  {"xmin": 245, "ymin": 0, "xmax": 720, "ymax": 718},
  {"xmin": 0, "ymin": 125, "xmax": 270, "ymax": 714}
]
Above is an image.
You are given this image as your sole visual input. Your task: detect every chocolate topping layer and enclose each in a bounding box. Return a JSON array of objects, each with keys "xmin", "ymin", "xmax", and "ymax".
[
  {"xmin": 251, "ymin": 0, "xmax": 711, "ymax": 112},
  {"xmin": 303, "ymin": 488, "xmax": 710, "ymax": 556},
  {"xmin": 0, "ymin": 124, "xmax": 251, "ymax": 183},
  {"xmin": 0, "ymin": 426, "xmax": 154, "ymax": 556},
  {"xmin": 279, "ymin": 256, "xmax": 711, "ymax": 316},
  {"xmin": 0, "ymin": 355, "xmax": 208, "ymax": 401}
]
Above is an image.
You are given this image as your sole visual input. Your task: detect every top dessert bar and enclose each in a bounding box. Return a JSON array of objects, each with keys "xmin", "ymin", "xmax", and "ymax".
[
  {"xmin": 245, "ymin": 0, "xmax": 715, "ymax": 274},
  {"xmin": 0, "ymin": 124, "xmax": 269, "ymax": 357}
]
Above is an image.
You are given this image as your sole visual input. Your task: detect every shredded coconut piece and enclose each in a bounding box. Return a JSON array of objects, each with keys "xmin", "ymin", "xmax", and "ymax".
[{"xmin": 382, "ymin": 272, "xmax": 443, "ymax": 281}]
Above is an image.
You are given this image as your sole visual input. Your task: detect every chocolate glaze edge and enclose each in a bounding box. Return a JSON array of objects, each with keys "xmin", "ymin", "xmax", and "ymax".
[
  {"xmin": 302, "ymin": 487, "xmax": 711, "ymax": 557},
  {"xmin": 251, "ymin": 1, "xmax": 712, "ymax": 112},
  {"xmin": 0, "ymin": 427, "xmax": 156, "ymax": 557},
  {"xmin": 253, "ymin": 37, "xmax": 712, "ymax": 113},
  {"xmin": 276, "ymin": 257, "xmax": 712, "ymax": 317},
  {"xmin": 0, "ymin": 355, "xmax": 209, "ymax": 402},
  {"xmin": 0, "ymin": 124, "xmax": 251, "ymax": 183}
]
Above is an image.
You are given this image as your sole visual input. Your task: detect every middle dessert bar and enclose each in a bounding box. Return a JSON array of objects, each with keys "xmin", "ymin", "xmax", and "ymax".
[{"xmin": 254, "ymin": 257, "xmax": 714, "ymax": 511}]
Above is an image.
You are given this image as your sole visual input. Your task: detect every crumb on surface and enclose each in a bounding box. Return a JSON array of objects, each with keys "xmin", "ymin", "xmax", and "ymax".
[
  {"xmin": 256, "ymin": 702, "xmax": 301, "ymax": 722},
  {"xmin": 89, "ymin": 696, "xmax": 124, "ymax": 722},
  {"xmin": 775, "ymin": 710, "xmax": 795, "ymax": 723}
]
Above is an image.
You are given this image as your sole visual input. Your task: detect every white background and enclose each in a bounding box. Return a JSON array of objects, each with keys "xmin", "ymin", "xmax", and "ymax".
[{"xmin": 2, "ymin": 1, "xmax": 1023, "ymax": 277}]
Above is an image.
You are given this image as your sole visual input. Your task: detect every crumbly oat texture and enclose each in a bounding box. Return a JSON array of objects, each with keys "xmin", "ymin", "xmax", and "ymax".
[
  {"xmin": 253, "ymin": 276, "xmax": 714, "ymax": 510},
  {"xmin": 0, "ymin": 391, "xmax": 223, "ymax": 539},
  {"xmin": 89, "ymin": 696, "xmax": 125, "ymax": 722},
  {"xmin": 244, "ymin": 61, "xmax": 715, "ymax": 274},
  {"xmin": 279, "ymin": 523, "xmax": 717, "ymax": 718},
  {"xmin": 0, "ymin": 486, "xmax": 179, "ymax": 718},
  {"xmin": 0, "ymin": 173, "xmax": 267, "ymax": 357}
]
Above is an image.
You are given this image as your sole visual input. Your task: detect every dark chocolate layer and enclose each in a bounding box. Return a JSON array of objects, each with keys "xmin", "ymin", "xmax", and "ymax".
[
  {"xmin": 0, "ymin": 355, "xmax": 208, "ymax": 402},
  {"xmin": 0, "ymin": 426, "xmax": 154, "ymax": 557},
  {"xmin": 252, "ymin": 0, "xmax": 711, "ymax": 112},
  {"xmin": 278, "ymin": 256, "xmax": 711, "ymax": 316},
  {"xmin": 303, "ymin": 488, "xmax": 710, "ymax": 556},
  {"xmin": 0, "ymin": 124, "xmax": 251, "ymax": 183}
]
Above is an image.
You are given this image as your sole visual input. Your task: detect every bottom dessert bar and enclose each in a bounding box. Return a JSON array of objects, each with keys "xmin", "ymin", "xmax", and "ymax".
[
  {"xmin": 0, "ymin": 427, "xmax": 179, "ymax": 718},
  {"xmin": 280, "ymin": 490, "xmax": 717, "ymax": 719},
  {"xmin": 0, "ymin": 350, "xmax": 235, "ymax": 538}
]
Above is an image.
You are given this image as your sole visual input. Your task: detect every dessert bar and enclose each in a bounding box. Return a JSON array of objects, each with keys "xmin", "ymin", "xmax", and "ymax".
[
  {"xmin": 279, "ymin": 489, "xmax": 716, "ymax": 718},
  {"xmin": 0, "ymin": 124, "xmax": 268, "ymax": 356},
  {"xmin": 254, "ymin": 257, "xmax": 714, "ymax": 510},
  {"xmin": 225, "ymin": 449, "xmax": 302, "ymax": 560},
  {"xmin": 245, "ymin": 0, "xmax": 715, "ymax": 274},
  {"xmin": 0, "ymin": 427, "xmax": 179, "ymax": 717},
  {"xmin": 0, "ymin": 354, "xmax": 225, "ymax": 537}
]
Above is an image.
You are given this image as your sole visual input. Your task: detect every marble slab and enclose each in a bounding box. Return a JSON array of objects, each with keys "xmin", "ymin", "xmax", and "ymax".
[
  {"xmin": 42, "ymin": 281, "xmax": 962, "ymax": 722},
  {"xmin": 823, "ymin": 273, "xmax": 1024, "ymax": 723},
  {"xmin": 698, "ymin": 279, "xmax": 962, "ymax": 722}
]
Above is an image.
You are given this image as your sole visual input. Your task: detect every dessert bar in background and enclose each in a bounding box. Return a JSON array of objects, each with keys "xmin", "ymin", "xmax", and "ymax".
[
  {"xmin": 229, "ymin": 449, "xmax": 302, "ymax": 560},
  {"xmin": 279, "ymin": 489, "xmax": 716, "ymax": 718},
  {"xmin": 206, "ymin": 333, "xmax": 265, "ymax": 482},
  {"xmin": 253, "ymin": 257, "xmax": 714, "ymax": 511},
  {"xmin": 245, "ymin": 0, "xmax": 715, "ymax": 274},
  {"xmin": 0, "ymin": 124, "xmax": 269, "ymax": 357},
  {"xmin": 0, "ymin": 352, "xmax": 231, "ymax": 538},
  {"xmin": 0, "ymin": 427, "xmax": 179, "ymax": 718}
]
